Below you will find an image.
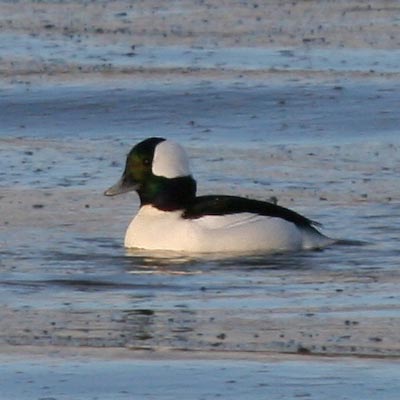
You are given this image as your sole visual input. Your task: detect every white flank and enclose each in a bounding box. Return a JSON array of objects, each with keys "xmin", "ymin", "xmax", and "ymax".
[{"xmin": 124, "ymin": 206, "xmax": 333, "ymax": 253}]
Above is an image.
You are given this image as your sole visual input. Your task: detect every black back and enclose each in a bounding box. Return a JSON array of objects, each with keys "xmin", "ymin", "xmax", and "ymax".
[{"xmin": 183, "ymin": 195, "xmax": 320, "ymax": 230}]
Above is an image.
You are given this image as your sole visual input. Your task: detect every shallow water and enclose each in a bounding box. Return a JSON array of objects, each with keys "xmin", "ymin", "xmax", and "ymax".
[
  {"xmin": 3, "ymin": 32, "xmax": 400, "ymax": 75},
  {"xmin": 1, "ymin": 356, "xmax": 400, "ymax": 400},
  {"xmin": 1, "ymin": 80, "xmax": 400, "ymax": 361},
  {"xmin": 2, "ymin": 3, "xmax": 400, "ymax": 392}
]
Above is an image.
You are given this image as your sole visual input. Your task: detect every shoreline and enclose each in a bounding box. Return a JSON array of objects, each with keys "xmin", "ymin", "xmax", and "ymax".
[
  {"xmin": 1, "ymin": 344, "xmax": 400, "ymax": 363},
  {"xmin": 3, "ymin": 66, "xmax": 400, "ymax": 90},
  {"xmin": 1, "ymin": 1, "xmax": 400, "ymax": 89}
]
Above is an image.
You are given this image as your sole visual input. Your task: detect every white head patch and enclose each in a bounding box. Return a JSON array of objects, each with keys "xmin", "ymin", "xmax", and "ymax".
[{"xmin": 152, "ymin": 140, "xmax": 191, "ymax": 178}]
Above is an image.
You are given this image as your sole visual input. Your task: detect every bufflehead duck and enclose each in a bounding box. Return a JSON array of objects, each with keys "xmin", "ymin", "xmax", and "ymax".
[{"xmin": 105, "ymin": 137, "xmax": 334, "ymax": 253}]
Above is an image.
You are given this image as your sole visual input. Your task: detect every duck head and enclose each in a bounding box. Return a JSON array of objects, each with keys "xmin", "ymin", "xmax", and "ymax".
[{"xmin": 105, "ymin": 137, "xmax": 197, "ymax": 210}]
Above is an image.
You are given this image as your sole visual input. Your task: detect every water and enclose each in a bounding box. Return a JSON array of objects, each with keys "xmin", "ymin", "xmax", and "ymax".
[
  {"xmin": 1, "ymin": 357, "xmax": 400, "ymax": 400},
  {"xmin": 2, "ymin": 32, "xmax": 400, "ymax": 74},
  {"xmin": 1, "ymin": 5, "xmax": 400, "ymax": 394},
  {"xmin": 1, "ymin": 80, "xmax": 400, "ymax": 360}
]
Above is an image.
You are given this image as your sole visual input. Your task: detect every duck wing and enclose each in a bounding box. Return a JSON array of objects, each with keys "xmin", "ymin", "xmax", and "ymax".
[{"xmin": 183, "ymin": 195, "xmax": 321, "ymax": 230}]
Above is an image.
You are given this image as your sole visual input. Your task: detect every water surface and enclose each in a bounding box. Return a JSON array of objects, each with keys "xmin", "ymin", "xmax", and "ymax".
[
  {"xmin": 1, "ymin": 81, "xmax": 400, "ymax": 359},
  {"xmin": 1, "ymin": 7, "xmax": 400, "ymax": 394}
]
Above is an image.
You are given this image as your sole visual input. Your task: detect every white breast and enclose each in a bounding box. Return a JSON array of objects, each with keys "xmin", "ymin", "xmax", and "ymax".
[{"xmin": 124, "ymin": 206, "xmax": 332, "ymax": 253}]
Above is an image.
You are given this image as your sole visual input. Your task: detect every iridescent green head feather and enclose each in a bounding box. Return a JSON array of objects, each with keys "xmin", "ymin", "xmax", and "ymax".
[{"xmin": 105, "ymin": 137, "xmax": 196, "ymax": 210}]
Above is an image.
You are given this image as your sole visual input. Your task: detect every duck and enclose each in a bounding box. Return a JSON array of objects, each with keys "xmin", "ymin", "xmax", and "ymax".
[{"xmin": 105, "ymin": 137, "xmax": 334, "ymax": 253}]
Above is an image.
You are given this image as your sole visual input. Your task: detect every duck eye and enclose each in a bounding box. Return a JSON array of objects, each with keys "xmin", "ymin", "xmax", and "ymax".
[{"xmin": 143, "ymin": 158, "xmax": 151, "ymax": 166}]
